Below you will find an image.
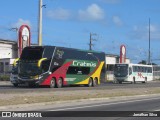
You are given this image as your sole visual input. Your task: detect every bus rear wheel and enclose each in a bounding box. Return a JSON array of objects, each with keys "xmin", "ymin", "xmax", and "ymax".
[
  {"xmin": 93, "ymin": 78, "xmax": 98, "ymax": 87},
  {"xmin": 57, "ymin": 78, "xmax": 63, "ymax": 88},
  {"xmin": 118, "ymin": 81, "xmax": 122, "ymax": 84},
  {"xmin": 87, "ymin": 78, "xmax": 93, "ymax": 87},
  {"xmin": 142, "ymin": 77, "xmax": 147, "ymax": 83},
  {"xmin": 50, "ymin": 78, "xmax": 56, "ymax": 88},
  {"xmin": 133, "ymin": 77, "xmax": 136, "ymax": 84}
]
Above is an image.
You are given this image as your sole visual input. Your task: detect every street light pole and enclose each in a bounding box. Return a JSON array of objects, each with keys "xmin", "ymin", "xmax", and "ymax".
[
  {"xmin": 148, "ymin": 18, "xmax": 151, "ymax": 64},
  {"xmin": 38, "ymin": 0, "xmax": 43, "ymax": 46}
]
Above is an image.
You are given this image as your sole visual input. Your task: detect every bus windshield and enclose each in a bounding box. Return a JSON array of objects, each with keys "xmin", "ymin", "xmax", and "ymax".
[
  {"xmin": 19, "ymin": 62, "xmax": 41, "ymax": 76},
  {"xmin": 114, "ymin": 64, "xmax": 128, "ymax": 77},
  {"xmin": 21, "ymin": 47, "xmax": 44, "ymax": 60}
]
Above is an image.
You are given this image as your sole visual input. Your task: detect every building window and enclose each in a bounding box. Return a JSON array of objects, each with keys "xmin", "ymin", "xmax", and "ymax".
[
  {"xmin": 0, "ymin": 62, "xmax": 4, "ymax": 72},
  {"xmin": 5, "ymin": 62, "xmax": 9, "ymax": 65}
]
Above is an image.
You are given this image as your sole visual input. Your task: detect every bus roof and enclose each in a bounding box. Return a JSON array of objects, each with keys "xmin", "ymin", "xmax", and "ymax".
[
  {"xmin": 25, "ymin": 45, "xmax": 105, "ymax": 54},
  {"xmin": 115, "ymin": 63, "xmax": 153, "ymax": 67}
]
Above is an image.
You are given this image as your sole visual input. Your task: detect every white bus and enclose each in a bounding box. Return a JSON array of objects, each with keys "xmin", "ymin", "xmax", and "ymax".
[{"xmin": 114, "ymin": 63, "xmax": 153, "ymax": 84}]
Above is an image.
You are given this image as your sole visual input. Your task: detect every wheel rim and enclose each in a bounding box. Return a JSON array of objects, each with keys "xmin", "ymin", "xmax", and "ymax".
[
  {"xmin": 145, "ymin": 78, "xmax": 147, "ymax": 83},
  {"xmin": 57, "ymin": 78, "xmax": 63, "ymax": 88},
  {"xmin": 50, "ymin": 78, "xmax": 55, "ymax": 88},
  {"xmin": 88, "ymin": 78, "xmax": 93, "ymax": 87},
  {"xmin": 133, "ymin": 78, "xmax": 136, "ymax": 84},
  {"xmin": 93, "ymin": 78, "xmax": 98, "ymax": 86}
]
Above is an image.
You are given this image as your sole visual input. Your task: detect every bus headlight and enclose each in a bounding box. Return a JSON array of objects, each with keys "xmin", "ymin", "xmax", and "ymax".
[{"xmin": 31, "ymin": 75, "xmax": 42, "ymax": 80}]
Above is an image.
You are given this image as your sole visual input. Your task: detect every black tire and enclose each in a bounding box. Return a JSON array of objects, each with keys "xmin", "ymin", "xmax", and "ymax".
[
  {"xmin": 13, "ymin": 83, "xmax": 18, "ymax": 87},
  {"xmin": 93, "ymin": 78, "xmax": 98, "ymax": 87},
  {"xmin": 119, "ymin": 81, "xmax": 122, "ymax": 84},
  {"xmin": 133, "ymin": 77, "xmax": 136, "ymax": 84},
  {"xmin": 145, "ymin": 77, "xmax": 147, "ymax": 83},
  {"xmin": 57, "ymin": 78, "xmax": 63, "ymax": 88},
  {"xmin": 50, "ymin": 78, "xmax": 56, "ymax": 88},
  {"xmin": 87, "ymin": 78, "xmax": 93, "ymax": 87},
  {"xmin": 28, "ymin": 83, "xmax": 35, "ymax": 88}
]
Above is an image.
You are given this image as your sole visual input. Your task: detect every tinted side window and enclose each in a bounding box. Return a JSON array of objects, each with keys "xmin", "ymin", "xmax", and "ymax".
[
  {"xmin": 43, "ymin": 47, "xmax": 55, "ymax": 59},
  {"xmin": 41, "ymin": 60, "xmax": 51, "ymax": 73},
  {"xmin": 21, "ymin": 47, "xmax": 44, "ymax": 60},
  {"xmin": 67, "ymin": 67, "xmax": 90, "ymax": 75}
]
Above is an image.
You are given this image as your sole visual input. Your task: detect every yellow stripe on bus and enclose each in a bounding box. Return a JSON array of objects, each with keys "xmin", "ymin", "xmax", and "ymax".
[{"xmin": 75, "ymin": 61, "xmax": 104, "ymax": 85}]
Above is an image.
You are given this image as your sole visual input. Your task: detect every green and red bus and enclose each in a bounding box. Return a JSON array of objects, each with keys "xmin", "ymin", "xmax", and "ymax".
[{"xmin": 14, "ymin": 46, "xmax": 105, "ymax": 88}]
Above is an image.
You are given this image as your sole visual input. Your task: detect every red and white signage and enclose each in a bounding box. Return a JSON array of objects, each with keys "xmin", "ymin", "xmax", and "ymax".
[
  {"xmin": 120, "ymin": 45, "xmax": 126, "ymax": 63},
  {"xmin": 18, "ymin": 25, "xmax": 31, "ymax": 57}
]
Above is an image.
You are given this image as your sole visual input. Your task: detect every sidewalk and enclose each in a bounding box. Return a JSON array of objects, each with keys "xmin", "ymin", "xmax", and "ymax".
[{"xmin": 0, "ymin": 81, "xmax": 12, "ymax": 86}]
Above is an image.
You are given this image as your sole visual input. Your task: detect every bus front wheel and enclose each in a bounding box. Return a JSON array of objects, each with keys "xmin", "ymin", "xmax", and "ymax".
[
  {"xmin": 28, "ymin": 83, "xmax": 35, "ymax": 88},
  {"xmin": 118, "ymin": 81, "xmax": 122, "ymax": 84},
  {"xmin": 13, "ymin": 83, "xmax": 18, "ymax": 87}
]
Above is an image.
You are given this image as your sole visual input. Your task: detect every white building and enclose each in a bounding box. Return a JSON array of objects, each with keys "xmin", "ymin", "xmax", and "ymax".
[{"xmin": 0, "ymin": 39, "xmax": 18, "ymax": 73}]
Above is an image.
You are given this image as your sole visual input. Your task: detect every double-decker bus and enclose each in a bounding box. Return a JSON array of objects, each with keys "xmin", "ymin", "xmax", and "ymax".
[
  {"xmin": 114, "ymin": 63, "xmax": 153, "ymax": 84},
  {"xmin": 14, "ymin": 46, "xmax": 105, "ymax": 88}
]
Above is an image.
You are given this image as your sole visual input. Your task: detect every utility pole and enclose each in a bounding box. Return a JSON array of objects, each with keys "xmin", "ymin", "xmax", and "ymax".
[
  {"xmin": 148, "ymin": 18, "xmax": 151, "ymax": 64},
  {"xmin": 89, "ymin": 33, "xmax": 97, "ymax": 50},
  {"xmin": 38, "ymin": 0, "xmax": 43, "ymax": 46},
  {"xmin": 10, "ymin": 27, "xmax": 19, "ymax": 56}
]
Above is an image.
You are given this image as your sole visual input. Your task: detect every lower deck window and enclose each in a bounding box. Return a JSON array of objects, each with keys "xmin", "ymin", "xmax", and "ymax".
[{"xmin": 67, "ymin": 66, "xmax": 90, "ymax": 75}]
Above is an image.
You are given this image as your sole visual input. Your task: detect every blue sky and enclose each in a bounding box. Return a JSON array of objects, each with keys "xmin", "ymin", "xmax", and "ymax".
[{"xmin": 0, "ymin": 0, "xmax": 160, "ymax": 63}]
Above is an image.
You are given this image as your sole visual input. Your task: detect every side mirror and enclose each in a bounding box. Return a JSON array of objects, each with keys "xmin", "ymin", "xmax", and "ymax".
[{"xmin": 38, "ymin": 58, "xmax": 47, "ymax": 67}]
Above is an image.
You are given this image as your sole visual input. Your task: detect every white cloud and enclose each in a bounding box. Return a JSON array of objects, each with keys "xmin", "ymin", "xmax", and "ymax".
[
  {"xmin": 78, "ymin": 4, "xmax": 105, "ymax": 21},
  {"xmin": 100, "ymin": 0, "xmax": 121, "ymax": 4},
  {"xmin": 146, "ymin": 25, "xmax": 157, "ymax": 32},
  {"xmin": 112, "ymin": 16, "xmax": 123, "ymax": 26},
  {"xmin": 47, "ymin": 8, "xmax": 71, "ymax": 20},
  {"xmin": 12, "ymin": 19, "xmax": 31, "ymax": 28},
  {"xmin": 129, "ymin": 24, "xmax": 160, "ymax": 40}
]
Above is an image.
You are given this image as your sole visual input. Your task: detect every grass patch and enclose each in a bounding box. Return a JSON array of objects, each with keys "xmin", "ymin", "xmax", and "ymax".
[
  {"xmin": 0, "ymin": 87, "xmax": 160, "ymax": 106},
  {"xmin": 0, "ymin": 75, "xmax": 10, "ymax": 81}
]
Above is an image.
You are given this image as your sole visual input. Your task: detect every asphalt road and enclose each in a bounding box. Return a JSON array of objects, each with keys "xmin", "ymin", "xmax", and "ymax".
[
  {"xmin": 1, "ymin": 94, "xmax": 160, "ymax": 120},
  {"xmin": 0, "ymin": 81, "xmax": 160, "ymax": 93}
]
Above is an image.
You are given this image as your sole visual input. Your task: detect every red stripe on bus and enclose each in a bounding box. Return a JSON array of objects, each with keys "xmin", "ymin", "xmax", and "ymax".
[{"xmin": 40, "ymin": 61, "xmax": 73, "ymax": 86}]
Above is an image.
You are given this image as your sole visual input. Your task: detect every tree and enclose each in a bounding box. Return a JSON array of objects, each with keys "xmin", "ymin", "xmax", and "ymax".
[
  {"xmin": 138, "ymin": 60, "xmax": 157, "ymax": 65},
  {"xmin": 138, "ymin": 60, "xmax": 147, "ymax": 65}
]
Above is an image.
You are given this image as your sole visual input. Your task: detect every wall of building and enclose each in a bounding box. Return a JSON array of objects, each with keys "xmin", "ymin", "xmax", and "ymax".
[
  {"xmin": 0, "ymin": 40, "xmax": 18, "ymax": 74},
  {"xmin": 0, "ymin": 40, "xmax": 18, "ymax": 59},
  {"xmin": 0, "ymin": 58, "xmax": 15, "ymax": 74}
]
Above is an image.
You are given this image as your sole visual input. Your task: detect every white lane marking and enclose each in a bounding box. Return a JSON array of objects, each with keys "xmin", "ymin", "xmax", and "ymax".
[
  {"xmin": 153, "ymin": 109, "xmax": 160, "ymax": 111},
  {"xmin": 50, "ymin": 97, "xmax": 160, "ymax": 111}
]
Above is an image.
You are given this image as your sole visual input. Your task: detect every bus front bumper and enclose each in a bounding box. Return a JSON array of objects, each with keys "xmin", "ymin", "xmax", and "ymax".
[
  {"xmin": 17, "ymin": 76, "xmax": 43, "ymax": 85},
  {"xmin": 115, "ymin": 77, "xmax": 128, "ymax": 82}
]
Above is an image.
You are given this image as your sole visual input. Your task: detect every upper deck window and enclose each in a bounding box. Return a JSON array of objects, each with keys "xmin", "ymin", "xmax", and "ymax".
[{"xmin": 21, "ymin": 47, "xmax": 44, "ymax": 60}]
